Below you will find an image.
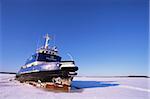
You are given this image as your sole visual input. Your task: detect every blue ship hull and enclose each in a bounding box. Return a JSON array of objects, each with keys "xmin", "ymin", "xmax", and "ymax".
[
  {"xmin": 16, "ymin": 70, "xmax": 76, "ymax": 82},
  {"xmin": 17, "ymin": 62, "xmax": 59, "ymax": 74},
  {"xmin": 16, "ymin": 62, "xmax": 78, "ymax": 82}
]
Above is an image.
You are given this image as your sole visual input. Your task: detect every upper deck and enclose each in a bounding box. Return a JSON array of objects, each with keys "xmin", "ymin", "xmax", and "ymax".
[
  {"xmin": 25, "ymin": 52, "xmax": 61, "ymax": 65},
  {"xmin": 25, "ymin": 34, "xmax": 61, "ymax": 65}
]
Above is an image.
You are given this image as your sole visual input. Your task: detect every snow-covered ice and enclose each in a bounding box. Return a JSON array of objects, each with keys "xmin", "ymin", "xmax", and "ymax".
[{"xmin": 0, "ymin": 74, "xmax": 149, "ymax": 99}]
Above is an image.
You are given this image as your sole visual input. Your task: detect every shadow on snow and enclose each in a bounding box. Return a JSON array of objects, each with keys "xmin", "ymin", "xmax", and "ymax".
[{"xmin": 71, "ymin": 80, "xmax": 119, "ymax": 89}]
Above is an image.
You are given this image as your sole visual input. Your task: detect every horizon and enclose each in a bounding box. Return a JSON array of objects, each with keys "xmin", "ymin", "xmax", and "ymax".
[
  {"xmin": 0, "ymin": 0, "xmax": 149, "ymax": 76},
  {"xmin": 0, "ymin": 72, "xmax": 149, "ymax": 77}
]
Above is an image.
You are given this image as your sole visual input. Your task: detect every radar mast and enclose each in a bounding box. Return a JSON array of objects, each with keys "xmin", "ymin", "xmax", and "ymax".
[{"xmin": 44, "ymin": 33, "xmax": 50, "ymax": 49}]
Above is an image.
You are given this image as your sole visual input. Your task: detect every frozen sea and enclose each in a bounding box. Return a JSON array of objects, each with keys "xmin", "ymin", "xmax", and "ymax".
[{"xmin": 0, "ymin": 74, "xmax": 149, "ymax": 99}]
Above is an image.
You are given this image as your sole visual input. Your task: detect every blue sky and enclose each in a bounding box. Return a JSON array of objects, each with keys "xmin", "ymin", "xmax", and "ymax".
[{"xmin": 0, "ymin": 0, "xmax": 149, "ymax": 76}]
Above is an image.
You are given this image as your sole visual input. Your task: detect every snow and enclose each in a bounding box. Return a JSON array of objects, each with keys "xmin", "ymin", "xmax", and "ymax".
[{"xmin": 0, "ymin": 74, "xmax": 149, "ymax": 99}]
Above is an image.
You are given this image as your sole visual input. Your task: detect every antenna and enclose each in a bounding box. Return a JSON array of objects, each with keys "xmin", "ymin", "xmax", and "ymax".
[
  {"xmin": 36, "ymin": 37, "xmax": 39, "ymax": 51},
  {"xmin": 44, "ymin": 33, "xmax": 50, "ymax": 49},
  {"xmin": 67, "ymin": 53, "xmax": 74, "ymax": 61},
  {"xmin": 53, "ymin": 34, "xmax": 56, "ymax": 46}
]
